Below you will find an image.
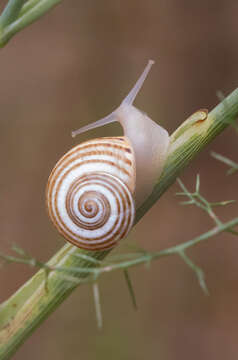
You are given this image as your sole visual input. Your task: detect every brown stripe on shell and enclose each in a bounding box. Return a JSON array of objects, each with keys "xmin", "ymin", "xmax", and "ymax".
[
  {"xmin": 66, "ymin": 185, "xmax": 111, "ymax": 230},
  {"xmin": 54, "ymin": 173, "xmax": 128, "ymax": 241},
  {"xmin": 47, "ymin": 149, "xmax": 134, "ymax": 212},
  {"xmin": 68, "ymin": 137, "xmax": 131, "ymax": 158},
  {"xmin": 48, "ymin": 176, "xmax": 119, "ymax": 244},
  {"xmin": 46, "ymin": 136, "xmax": 135, "ymax": 251},
  {"xmin": 49, "ymin": 137, "xmax": 133, "ymax": 175},
  {"xmin": 46, "ymin": 143, "xmax": 135, "ymax": 238},
  {"xmin": 48, "ymin": 158, "xmax": 132, "ymax": 204},
  {"xmin": 47, "ymin": 173, "xmax": 134, "ymax": 250},
  {"xmin": 76, "ymin": 150, "xmax": 132, "ymax": 166},
  {"xmin": 51, "ymin": 178, "xmax": 132, "ymax": 249},
  {"xmin": 48, "ymin": 149, "xmax": 134, "ymax": 195}
]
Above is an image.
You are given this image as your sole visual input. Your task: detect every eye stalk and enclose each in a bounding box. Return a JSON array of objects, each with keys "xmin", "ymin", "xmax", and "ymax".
[
  {"xmin": 71, "ymin": 60, "xmax": 170, "ymax": 207},
  {"xmin": 71, "ymin": 60, "xmax": 155, "ymax": 138}
]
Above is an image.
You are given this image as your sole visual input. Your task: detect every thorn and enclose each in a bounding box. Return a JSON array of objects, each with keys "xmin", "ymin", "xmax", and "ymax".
[
  {"xmin": 92, "ymin": 283, "xmax": 103, "ymax": 330},
  {"xmin": 123, "ymin": 269, "xmax": 137, "ymax": 310},
  {"xmin": 195, "ymin": 174, "xmax": 200, "ymax": 193}
]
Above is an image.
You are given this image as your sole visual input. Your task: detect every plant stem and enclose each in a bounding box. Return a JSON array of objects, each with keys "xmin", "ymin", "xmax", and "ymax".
[
  {"xmin": 0, "ymin": 89, "xmax": 238, "ymax": 359},
  {"xmin": 0, "ymin": 0, "xmax": 62, "ymax": 46},
  {"xmin": 19, "ymin": 0, "xmax": 44, "ymax": 16},
  {"xmin": 0, "ymin": 0, "xmax": 25, "ymax": 28}
]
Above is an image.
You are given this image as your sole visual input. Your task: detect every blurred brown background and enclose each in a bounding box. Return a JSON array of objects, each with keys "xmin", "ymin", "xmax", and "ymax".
[{"xmin": 1, "ymin": 0, "xmax": 238, "ymax": 359}]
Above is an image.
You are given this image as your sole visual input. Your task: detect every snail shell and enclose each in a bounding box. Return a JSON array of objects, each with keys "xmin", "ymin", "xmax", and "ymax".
[
  {"xmin": 46, "ymin": 61, "xmax": 170, "ymax": 251},
  {"xmin": 46, "ymin": 137, "xmax": 135, "ymax": 250}
]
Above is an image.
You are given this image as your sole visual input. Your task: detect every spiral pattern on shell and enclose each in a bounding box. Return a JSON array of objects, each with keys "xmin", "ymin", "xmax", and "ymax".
[{"xmin": 46, "ymin": 137, "xmax": 136, "ymax": 250}]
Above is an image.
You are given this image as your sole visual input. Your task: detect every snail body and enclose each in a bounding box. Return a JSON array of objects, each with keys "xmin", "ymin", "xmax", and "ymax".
[{"xmin": 46, "ymin": 61, "xmax": 170, "ymax": 250}]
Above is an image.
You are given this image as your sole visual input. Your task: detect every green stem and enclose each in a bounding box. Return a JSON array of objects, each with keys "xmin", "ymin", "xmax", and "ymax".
[
  {"xmin": 0, "ymin": 89, "xmax": 238, "ymax": 359},
  {"xmin": 136, "ymin": 92, "xmax": 237, "ymax": 222},
  {"xmin": 161, "ymin": 217, "xmax": 238, "ymax": 255},
  {"xmin": 0, "ymin": 0, "xmax": 25, "ymax": 28},
  {"xmin": 19, "ymin": 0, "xmax": 44, "ymax": 16},
  {"xmin": 0, "ymin": 0, "xmax": 62, "ymax": 46}
]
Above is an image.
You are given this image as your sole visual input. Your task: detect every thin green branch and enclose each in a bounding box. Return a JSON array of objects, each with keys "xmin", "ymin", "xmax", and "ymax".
[
  {"xmin": 177, "ymin": 176, "xmax": 237, "ymax": 235},
  {"xmin": 98, "ymin": 217, "xmax": 238, "ymax": 271},
  {"xmin": 19, "ymin": 0, "xmax": 43, "ymax": 16},
  {"xmin": 2, "ymin": 215, "xmax": 238, "ymax": 283},
  {"xmin": 178, "ymin": 251, "xmax": 209, "ymax": 295},
  {"xmin": 92, "ymin": 283, "xmax": 103, "ymax": 330},
  {"xmin": 0, "ymin": 0, "xmax": 62, "ymax": 46},
  {"xmin": 167, "ymin": 217, "xmax": 238, "ymax": 253},
  {"xmin": 0, "ymin": 0, "xmax": 25, "ymax": 28},
  {"xmin": 211, "ymin": 151, "xmax": 238, "ymax": 175},
  {"xmin": 123, "ymin": 269, "xmax": 137, "ymax": 310},
  {"xmin": 1, "ymin": 88, "xmax": 238, "ymax": 359},
  {"xmin": 216, "ymin": 90, "xmax": 238, "ymax": 133}
]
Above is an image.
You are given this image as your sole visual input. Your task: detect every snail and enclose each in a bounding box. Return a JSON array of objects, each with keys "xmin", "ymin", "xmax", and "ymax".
[{"xmin": 46, "ymin": 60, "xmax": 170, "ymax": 251}]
